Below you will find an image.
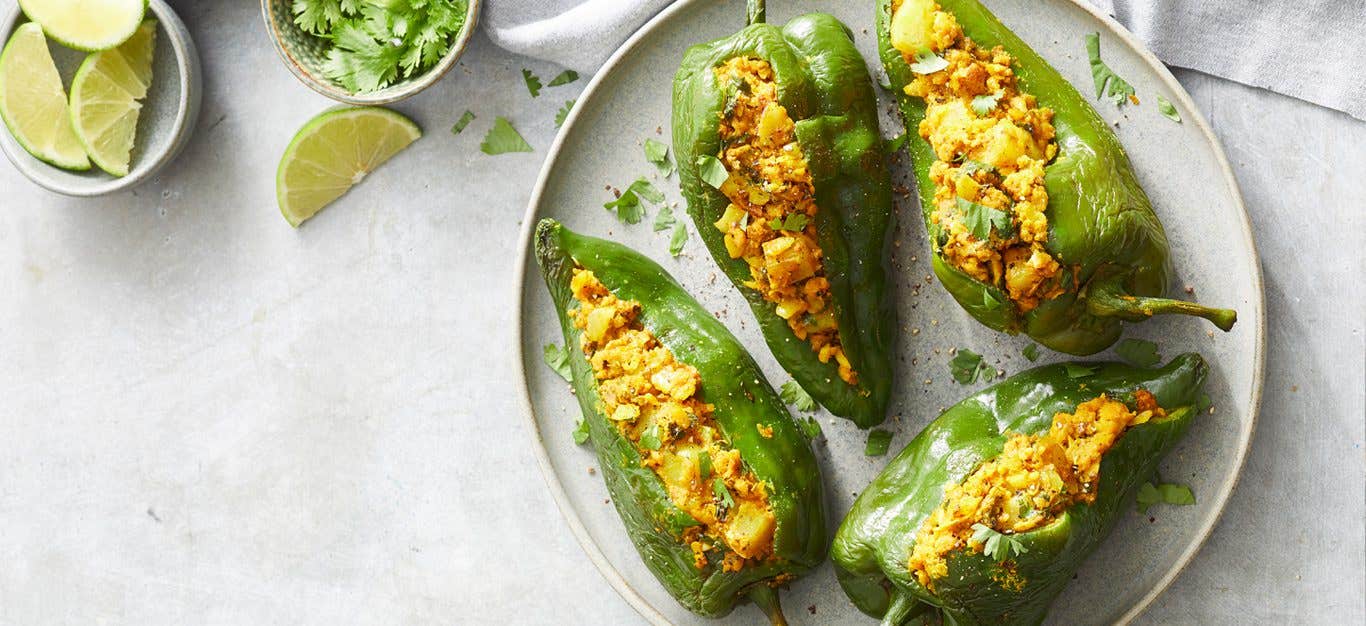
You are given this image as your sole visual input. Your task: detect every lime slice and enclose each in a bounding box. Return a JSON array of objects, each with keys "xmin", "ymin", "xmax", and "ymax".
[
  {"xmin": 0, "ymin": 23, "xmax": 90, "ymax": 170},
  {"xmin": 69, "ymin": 20, "xmax": 156, "ymax": 177},
  {"xmin": 277, "ymin": 107, "xmax": 422, "ymax": 227},
  {"xmin": 18, "ymin": 0, "xmax": 147, "ymax": 52}
]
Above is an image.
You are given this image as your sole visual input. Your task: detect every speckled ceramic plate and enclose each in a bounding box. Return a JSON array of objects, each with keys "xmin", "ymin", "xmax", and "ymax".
[{"xmin": 513, "ymin": 1, "xmax": 1264, "ymax": 624}]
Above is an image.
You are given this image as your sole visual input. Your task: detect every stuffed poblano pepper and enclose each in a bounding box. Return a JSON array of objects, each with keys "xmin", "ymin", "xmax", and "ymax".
[
  {"xmin": 877, "ymin": 0, "xmax": 1236, "ymax": 355},
  {"xmin": 535, "ymin": 219, "xmax": 825, "ymax": 624},
  {"xmin": 673, "ymin": 0, "xmax": 896, "ymax": 428},
  {"xmin": 832, "ymin": 353, "xmax": 1209, "ymax": 625}
]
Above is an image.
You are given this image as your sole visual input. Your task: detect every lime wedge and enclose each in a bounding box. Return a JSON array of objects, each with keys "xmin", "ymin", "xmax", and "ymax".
[
  {"xmin": 69, "ymin": 20, "xmax": 156, "ymax": 177},
  {"xmin": 277, "ymin": 107, "xmax": 421, "ymax": 227},
  {"xmin": 0, "ymin": 23, "xmax": 90, "ymax": 170},
  {"xmin": 18, "ymin": 0, "xmax": 147, "ymax": 52}
]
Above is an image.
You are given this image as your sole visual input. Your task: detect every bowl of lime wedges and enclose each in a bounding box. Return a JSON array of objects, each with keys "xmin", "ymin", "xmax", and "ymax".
[{"xmin": 0, "ymin": 0, "xmax": 202, "ymax": 196}]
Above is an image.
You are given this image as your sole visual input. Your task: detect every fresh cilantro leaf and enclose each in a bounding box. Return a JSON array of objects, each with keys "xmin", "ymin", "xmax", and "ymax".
[
  {"xmin": 960, "ymin": 159, "xmax": 996, "ymax": 177},
  {"xmin": 698, "ymin": 451, "xmax": 713, "ymax": 479},
  {"xmin": 1157, "ymin": 94, "xmax": 1182, "ymax": 123},
  {"xmin": 542, "ymin": 343, "xmax": 572, "ymax": 381},
  {"xmin": 522, "ymin": 68, "xmax": 542, "ymax": 97},
  {"xmin": 950, "ymin": 349, "xmax": 993, "ymax": 384},
  {"xmin": 547, "ymin": 69, "xmax": 579, "ymax": 87},
  {"xmin": 885, "ymin": 132, "xmax": 908, "ymax": 153},
  {"xmin": 1064, "ymin": 363, "xmax": 1097, "ymax": 379},
  {"xmin": 909, "ymin": 48, "xmax": 949, "ymax": 75},
  {"xmin": 309, "ymin": 0, "xmax": 470, "ymax": 94},
  {"xmin": 626, "ymin": 178, "xmax": 664, "ymax": 204},
  {"xmin": 555, "ymin": 99, "xmax": 575, "ymax": 128},
  {"xmin": 1086, "ymin": 33, "xmax": 1136, "ymax": 107},
  {"xmin": 982, "ymin": 289, "xmax": 1003, "ymax": 311},
  {"xmin": 450, "ymin": 109, "xmax": 475, "ymax": 135},
  {"xmin": 669, "ymin": 222, "xmax": 688, "ymax": 257},
  {"xmin": 971, "ymin": 91, "xmax": 1003, "ymax": 116},
  {"xmin": 767, "ymin": 214, "xmax": 809, "ymax": 232},
  {"xmin": 1137, "ymin": 480, "xmax": 1196, "ymax": 513},
  {"xmin": 696, "ymin": 155, "xmax": 729, "ymax": 189},
  {"xmin": 971, "ymin": 523, "xmax": 1028, "ymax": 562},
  {"xmin": 572, "ymin": 415, "xmax": 590, "ymax": 445},
  {"xmin": 957, "ymin": 197, "xmax": 1013, "ymax": 241},
  {"xmin": 1022, "ymin": 344, "xmax": 1040, "ymax": 362},
  {"xmin": 480, "ymin": 117, "xmax": 533, "ymax": 155},
  {"xmin": 640, "ymin": 425, "xmax": 661, "ymax": 450},
  {"xmin": 603, "ymin": 190, "xmax": 643, "ymax": 224},
  {"xmin": 1195, "ymin": 392, "xmax": 1213, "ymax": 413},
  {"xmin": 644, "ymin": 138, "xmax": 675, "ymax": 177},
  {"xmin": 1116, "ymin": 338, "xmax": 1161, "ymax": 367},
  {"xmin": 653, "ymin": 204, "xmax": 677, "ymax": 232},
  {"xmin": 712, "ymin": 477, "xmax": 735, "ymax": 517},
  {"xmin": 798, "ymin": 417, "xmax": 823, "ymax": 440},
  {"xmin": 865, "ymin": 429, "xmax": 893, "ymax": 457},
  {"xmin": 780, "ymin": 381, "xmax": 817, "ymax": 413}
]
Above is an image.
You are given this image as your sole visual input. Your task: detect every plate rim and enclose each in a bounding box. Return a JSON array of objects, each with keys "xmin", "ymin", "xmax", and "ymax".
[{"xmin": 509, "ymin": 1, "xmax": 1267, "ymax": 624}]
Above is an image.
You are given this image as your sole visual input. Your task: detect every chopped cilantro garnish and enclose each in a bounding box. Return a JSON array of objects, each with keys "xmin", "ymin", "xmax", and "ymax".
[
  {"xmin": 971, "ymin": 523, "xmax": 1028, "ymax": 562},
  {"xmin": 958, "ymin": 197, "xmax": 1013, "ymax": 241},
  {"xmin": 698, "ymin": 451, "xmax": 713, "ymax": 479},
  {"xmin": 960, "ymin": 159, "xmax": 996, "ymax": 177},
  {"xmin": 1157, "ymin": 94, "xmax": 1182, "ymax": 123},
  {"xmin": 1195, "ymin": 392, "xmax": 1213, "ymax": 413},
  {"xmin": 547, "ymin": 69, "xmax": 579, "ymax": 87},
  {"xmin": 909, "ymin": 48, "xmax": 949, "ymax": 75},
  {"xmin": 780, "ymin": 380, "xmax": 817, "ymax": 413},
  {"xmin": 522, "ymin": 68, "xmax": 542, "ymax": 97},
  {"xmin": 555, "ymin": 100, "xmax": 575, "ymax": 128},
  {"xmin": 542, "ymin": 343, "xmax": 572, "ymax": 381},
  {"xmin": 696, "ymin": 155, "xmax": 729, "ymax": 189},
  {"xmin": 950, "ymin": 349, "xmax": 993, "ymax": 384},
  {"xmin": 885, "ymin": 132, "xmax": 908, "ymax": 153},
  {"xmin": 1064, "ymin": 363, "xmax": 1097, "ymax": 379},
  {"xmin": 480, "ymin": 117, "xmax": 533, "ymax": 155},
  {"xmin": 627, "ymin": 178, "xmax": 664, "ymax": 204},
  {"xmin": 450, "ymin": 110, "xmax": 475, "ymax": 135},
  {"xmin": 653, "ymin": 204, "xmax": 677, "ymax": 232},
  {"xmin": 1086, "ymin": 33, "xmax": 1135, "ymax": 107},
  {"xmin": 971, "ymin": 91, "xmax": 1003, "ymax": 116},
  {"xmin": 603, "ymin": 178, "xmax": 663, "ymax": 224},
  {"xmin": 712, "ymin": 477, "xmax": 735, "ymax": 517},
  {"xmin": 767, "ymin": 214, "xmax": 809, "ymax": 232},
  {"xmin": 645, "ymin": 138, "xmax": 675, "ymax": 177},
  {"xmin": 982, "ymin": 289, "xmax": 1003, "ymax": 311},
  {"xmin": 640, "ymin": 425, "xmax": 662, "ymax": 450},
  {"xmin": 299, "ymin": 0, "xmax": 470, "ymax": 94},
  {"xmin": 798, "ymin": 416, "xmax": 823, "ymax": 440},
  {"xmin": 1022, "ymin": 344, "xmax": 1040, "ymax": 362},
  {"xmin": 1116, "ymin": 338, "xmax": 1161, "ymax": 367},
  {"xmin": 572, "ymin": 415, "xmax": 590, "ymax": 445},
  {"xmin": 1136, "ymin": 479, "xmax": 1196, "ymax": 513},
  {"xmin": 865, "ymin": 429, "xmax": 893, "ymax": 456},
  {"xmin": 669, "ymin": 222, "xmax": 688, "ymax": 257}
]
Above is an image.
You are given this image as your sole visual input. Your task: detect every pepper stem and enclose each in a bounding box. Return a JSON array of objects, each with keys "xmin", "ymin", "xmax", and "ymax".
[
  {"xmin": 879, "ymin": 589, "xmax": 927, "ymax": 626},
  {"xmin": 1085, "ymin": 276, "xmax": 1237, "ymax": 331},
  {"xmin": 747, "ymin": 0, "xmax": 766, "ymax": 25},
  {"xmin": 747, "ymin": 585, "xmax": 787, "ymax": 626}
]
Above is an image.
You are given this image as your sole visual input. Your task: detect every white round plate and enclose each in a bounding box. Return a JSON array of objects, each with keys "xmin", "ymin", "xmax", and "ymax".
[{"xmin": 513, "ymin": 1, "xmax": 1264, "ymax": 623}]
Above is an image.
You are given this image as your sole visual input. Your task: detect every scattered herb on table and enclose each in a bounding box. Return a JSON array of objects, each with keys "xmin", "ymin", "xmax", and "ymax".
[
  {"xmin": 555, "ymin": 100, "xmax": 575, "ymax": 128},
  {"xmin": 522, "ymin": 68, "xmax": 542, "ymax": 97},
  {"xmin": 1064, "ymin": 363, "xmax": 1096, "ymax": 379},
  {"xmin": 480, "ymin": 117, "xmax": 533, "ymax": 155},
  {"xmin": 293, "ymin": 0, "xmax": 471, "ymax": 94},
  {"xmin": 1136, "ymin": 479, "xmax": 1196, "ymax": 513},
  {"xmin": 798, "ymin": 416, "xmax": 823, "ymax": 440},
  {"xmin": 604, "ymin": 178, "xmax": 664, "ymax": 224},
  {"xmin": 652, "ymin": 204, "xmax": 677, "ymax": 232},
  {"xmin": 1116, "ymin": 338, "xmax": 1161, "ymax": 367},
  {"xmin": 644, "ymin": 138, "xmax": 674, "ymax": 176},
  {"xmin": 669, "ymin": 222, "xmax": 688, "ymax": 256},
  {"xmin": 1085, "ymin": 32, "xmax": 1135, "ymax": 107},
  {"xmin": 547, "ymin": 69, "xmax": 579, "ymax": 87},
  {"xmin": 780, "ymin": 381, "xmax": 817, "ymax": 413},
  {"xmin": 885, "ymin": 132, "xmax": 908, "ymax": 153},
  {"xmin": 450, "ymin": 110, "xmax": 475, "ymax": 135},
  {"xmin": 865, "ymin": 429, "xmax": 893, "ymax": 456},
  {"xmin": 1022, "ymin": 343, "xmax": 1040, "ymax": 362},
  {"xmin": 542, "ymin": 343, "xmax": 572, "ymax": 381},
  {"xmin": 572, "ymin": 415, "xmax": 590, "ymax": 445},
  {"xmin": 949, "ymin": 349, "xmax": 993, "ymax": 384},
  {"xmin": 1157, "ymin": 94, "xmax": 1182, "ymax": 123}
]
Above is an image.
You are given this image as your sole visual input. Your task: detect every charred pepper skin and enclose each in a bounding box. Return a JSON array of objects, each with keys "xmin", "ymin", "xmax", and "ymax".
[
  {"xmin": 673, "ymin": 0, "xmax": 897, "ymax": 428},
  {"xmin": 535, "ymin": 219, "xmax": 825, "ymax": 624},
  {"xmin": 877, "ymin": 0, "xmax": 1236, "ymax": 356},
  {"xmin": 832, "ymin": 353, "xmax": 1209, "ymax": 626}
]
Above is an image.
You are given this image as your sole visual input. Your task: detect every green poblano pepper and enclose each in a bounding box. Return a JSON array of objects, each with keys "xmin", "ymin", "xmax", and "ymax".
[
  {"xmin": 535, "ymin": 219, "xmax": 825, "ymax": 624},
  {"xmin": 673, "ymin": 0, "xmax": 897, "ymax": 428},
  {"xmin": 832, "ymin": 353, "xmax": 1209, "ymax": 625},
  {"xmin": 877, "ymin": 0, "xmax": 1236, "ymax": 355}
]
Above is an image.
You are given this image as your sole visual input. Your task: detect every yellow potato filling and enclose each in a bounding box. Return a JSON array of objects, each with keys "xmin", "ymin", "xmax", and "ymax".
[
  {"xmin": 891, "ymin": 0, "xmax": 1065, "ymax": 311},
  {"xmin": 569, "ymin": 268, "xmax": 777, "ymax": 571},
  {"xmin": 709, "ymin": 57, "xmax": 857, "ymax": 385},
  {"xmin": 907, "ymin": 390, "xmax": 1165, "ymax": 588}
]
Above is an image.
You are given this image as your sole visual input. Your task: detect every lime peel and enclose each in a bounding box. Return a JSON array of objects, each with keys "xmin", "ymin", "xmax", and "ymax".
[{"xmin": 0, "ymin": 22, "xmax": 90, "ymax": 170}]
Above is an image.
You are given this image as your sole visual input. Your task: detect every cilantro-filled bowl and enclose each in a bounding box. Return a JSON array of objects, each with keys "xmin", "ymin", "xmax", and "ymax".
[{"xmin": 261, "ymin": 0, "xmax": 480, "ymax": 105}]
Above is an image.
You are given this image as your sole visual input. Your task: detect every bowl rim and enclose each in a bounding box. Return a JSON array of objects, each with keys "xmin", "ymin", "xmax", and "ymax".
[
  {"xmin": 259, "ymin": 0, "xmax": 482, "ymax": 106},
  {"xmin": 0, "ymin": 0, "xmax": 202, "ymax": 197}
]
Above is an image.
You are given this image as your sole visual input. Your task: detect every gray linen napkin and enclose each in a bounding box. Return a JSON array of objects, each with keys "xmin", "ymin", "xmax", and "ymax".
[{"xmin": 483, "ymin": 0, "xmax": 1366, "ymax": 121}]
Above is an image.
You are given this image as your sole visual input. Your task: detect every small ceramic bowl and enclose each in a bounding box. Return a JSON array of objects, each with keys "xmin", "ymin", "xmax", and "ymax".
[
  {"xmin": 261, "ymin": 0, "xmax": 482, "ymax": 105},
  {"xmin": 0, "ymin": 0, "xmax": 202, "ymax": 197}
]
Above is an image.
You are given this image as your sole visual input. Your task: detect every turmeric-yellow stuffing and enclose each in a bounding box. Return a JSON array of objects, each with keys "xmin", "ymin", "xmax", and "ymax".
[
  {"xmin": 569, "ymin": 268, "xmax": 777, "ymax": 569},
  {"xmin": 907, "ymin": 390, "xmax": 1165, "ymax": 588},
  {"xmin": 890, "ymin": 0, "xmax": 1065, "ymax": 311},
  {"xmin": 708, "ymin": 56, "xmax": 857, "ymax": 385}
]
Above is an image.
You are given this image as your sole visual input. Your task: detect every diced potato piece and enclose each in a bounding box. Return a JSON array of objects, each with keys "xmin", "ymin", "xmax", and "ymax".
[
  {"xmin": 762, "ymin": 235, "xmax": 819, "ymax": 287},
  {"xmin": 890, "ymin": 0, "xmax": 939, "ymax": 55},
  {"xmin": 979, "ymin": 121, "xmax": 1044, "ymax": 169},
  {"xmin": 658, "ymin": 452, "xmax": 698, "ymax": 494},
  {"xmin": 584, "ymin": 307, "xmax": 616, "ymax": 342},
  {"xmin": 714, "ymin": 203, "xmax": 746, "ymax": 233},
  {"xmin": 724, "ymin": 500, "xmax": 776, "ymax": 559},
  {"xmin": 956, "ymin": 173, "xmax": 981, "ymax": 200},
  {"xmin": 756, "ymin": 103, "xmax": 790, "ymax": 143}
]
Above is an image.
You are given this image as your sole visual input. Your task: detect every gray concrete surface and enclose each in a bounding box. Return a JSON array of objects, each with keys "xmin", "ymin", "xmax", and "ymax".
[{"xmin": 0, "ymin": 1, "xmax": 1360, "ymax": 623}]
